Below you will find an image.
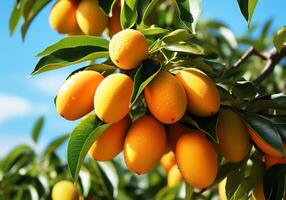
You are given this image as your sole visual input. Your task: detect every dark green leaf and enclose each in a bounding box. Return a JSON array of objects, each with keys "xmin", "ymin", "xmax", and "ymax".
[
  {"xmin": 263, "ymin": 164, "xmax": 286, "ymax": 200},
  {"xmin": 141, "ymin": 0, "xmax": 160, "ymax": 24},
  {"xmin": 175, "ymin": 0, "xmax": 193, "ymax": 31},
  {"xmin": 236, "ymin": 0, "xmax": 258, "ymax": 27},
  {"xmin": 31, "ymin": 116, "xmax": 44, "ymax": 143},
  {"xmin": 242, "ymin": 113, "xmax": 285, "ymax": 155},
  {"xmin": 231, "ymin": 81, "xmax": 257, "ymax": 100},
  {"xmin": 32, "ymin": 47, "xmax": 109, "ymax": 75},
  {"xmin": 37, "ymin": 36, "xmax": 109, "ymax": 57},
  {"xmin": 121, "ymin": 0, "xmax": 138, "ymax": 29},
  {"xmin": 98, "ymin": 0, "xmax": 117, "ymax": 16},
  {"xmin": 67, "ymin": 114, "xmax": 110, "ymax": 182},
  {"xmin": 273, "ymin": 25, "xmax": 286, "ymax": 52},
  {"xmin": 226, "ymin": 167, "xmax": 245, "ymax": 199},
  {"xmin": 130, "ymin": 59, "xmax": 161, "ymax": 106},
  {"xmin": 192, "ymin": 114, "xmax": 219, "ymax": 142}
]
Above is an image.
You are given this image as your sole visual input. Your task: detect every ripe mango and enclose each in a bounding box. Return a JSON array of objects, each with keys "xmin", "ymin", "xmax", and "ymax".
[
  {"xmin": 167, "ymin": 164, "xmax": 183, "ymax": 187},
  {"xmin": 76, "ymin": 0, "xmax": 107, "ymax": 35},
  {"xmin": 89, "ymin": 115, "xmax": 131, "ymax": 161},
  {"xmin": 176, "ymin": 68, "xmax": 220, "ymax": 117},
  {"xmin": 94, "ymin": 73, "xmax": 133, "ymax": 123},
  {"xmin": 160, "ymin": 151, "xmax": 176, "ymax": 172},
  {"xmin": 144, "ymin": 71, "xmax": 187, "ymax": 124},
  {"xmin": 124, "ymin": 115, "xmax": 166, "ymax": 174},
  {"xmin": 52, "ymin": 180, "xmax": 79, "ymax": 200},
  {"xmin": 109, "ymin": 29, "xmax": 149, "ymax": 70},
  {"xmin": 176, "ymin": 131, "xmax": 218, "ymax": 188},
  {"xmin": 49, "ymin": 0, "xmax": 79, "ymax": 34},
  {"xmin": 166, "ymin": 123, "xmax": 191, "ymax": 150},
  {"xmin": 56, "ymin": 70, "xmax": 104, "ymax": 120},
  {"xmin": 215, "ymin": 109, "xmax": 250, "ymax": 162}
]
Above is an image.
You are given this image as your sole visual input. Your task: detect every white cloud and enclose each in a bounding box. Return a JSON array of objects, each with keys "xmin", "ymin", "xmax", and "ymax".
[
  {"xmin": 0, "ymin": 94, "xmax": 32, "ymax": 123},
  {"xmin": 31, "ymin": 73, "xmax": 66, "ymax": 95}
]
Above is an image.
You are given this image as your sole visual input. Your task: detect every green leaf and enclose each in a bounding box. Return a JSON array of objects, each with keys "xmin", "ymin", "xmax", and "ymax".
[
  {"xmin": 162, "ymin": 29, "xmax": 194, "ymax": 43},
  {"xmin": 242, "ymin": 113, "xmax": 285, "ymax": 155},
  {"xmin": 121, "ymin": 0, "xmax": 138, "ymax": 29},
  {"xmin": 226, "ymin": 164, "xmax": 245, "ymax": 199},
  {"xmin": 141, "ymin": 0, "xmax": 160, "ymax": 24},
  {"xmin": 164, "ymin": 43, "xmax": 217, "ymax": 58},
  {"xmin": 43, "ymin": 134, "xmax": 69, "ymax": 156},
  {"xmin": 0, "ymin": 145, "xmax": 33, "ymax": 171},
  {"xmin": 67, "ymin": 114, "xmax": 110, "ymax": 182},
  {"xmin": 98, "ymin": 0, "xmax": 117, "ymax": 16},
  {"xmin": 236, "ymin": 0, "xmax": 258, "ymax": 27},
  {"xmin": 89, "ymin": 161, "xmax": 114, "ymax": 200},
  {"xmin": 154, "ymin": 186, "xmax": 180, "ymax": 200},
  {"xmin": 86, "ymin": 64, "xmax": 117, "ymax": 72},
  {"xmin": 140, "ymin": 27, "xmax": 169, "ymax": 36},
  {"xmin": 130, "ymin": 59, "xmax": 161, "ymax": 106},
  {"xmin": 189, "ymin": 0, "xmax": 202, "ymax": 33},
  {"xmin": 273, "ymin": 26, "xmax": 286, "ymax": 52},
  {"xmin": 185, "ymin": 183, "xmax": 193, "ymax": 200},
  {"xmin": 185, "ymin": 114, "xmax": 219, "ymax": 143},
  {"xmin": 37, "ymin": 36, "xmax": 109, "ymax": 57},
  {"xmin": 32, "ymin": 47, "xmax": 109, "ymax": 75},
  {"xmin": 21, "ymin": 0, "xmax": 51, "ymax": 40},
  {"xmin": 231, "ymin": 81, "xmax": 257, "ymax": 100},
  {"xmin": 175, "ymin": 0, "xmax": 193, "ymax": 31},
  {"xmin": 31, "ymin": 116, "xmax": 44, "ymax": 143},
  {"xmin": 263, "ymin": 164, "xmax": 286, "ymax": 200},
  {"xmin": 9, "ymin": 1, "xmax": 22, "ymax": 35}
]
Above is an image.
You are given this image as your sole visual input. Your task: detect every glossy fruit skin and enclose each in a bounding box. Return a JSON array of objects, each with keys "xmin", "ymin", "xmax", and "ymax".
[
  {"xmin": 252, "ymin": 181, "xmax": 265, "ymax": 200},
  {"xmin": 166, "ymin": 123, "xmax": 191, "ymax": 151},
  {"xmin": 107, "ymin": 3, "xmax": 122, "ymax": 36},
  {"xmin": 52, "ymin": 180, "xmax": 79, "ymax": 200},
  {"xmin": 144, "ymin": 71, "xmax": 187, "ymax": 124},
  {"xmin": 167, "ymin": 164, "xmax": 183, "ymax": 187},
  {"xmin": 94, "ymin": 73, "xmax": 133, "ymax": 123},
  {"xmin": 215, "ymin": 109, "xmax": 250, "ymax": 162},
  {"xmin": 56, "ymin": 71, "xmax": 104, "ymax": 120},
  {"xmin": 49, "ymin": 0, "xmax": 79, "ymax": 34},
  {"xmin": 109, "ymin": 29, "xmax": 149, "ymax": 70},
  {"xmin": 160, "ymin": 151, "xmax": 176, "ymax": 172},
  {"xmin": 265, "ymin": 154, "xmax": 286, "ymax": 168},
  {"xmin": 176, "ymin": 68, "xmax": 220, "ymax": 117},
  {"xmin": 247, "ymin": 126, "xmax": 286, "ymax": 158},
  {"xmin": 176, "ymin": 131, "xmax": 218, "ymax": 188},
  {"xmin": 89, "ymin": 115, "xmax": 131, "ymax": 161},
  {"xmin": 124, "ymin": 115, "xmax": 166, "ymax": 174},
  {"xmin": 76, "ymin": 0, "xmax": 107, "ymax": 35}
]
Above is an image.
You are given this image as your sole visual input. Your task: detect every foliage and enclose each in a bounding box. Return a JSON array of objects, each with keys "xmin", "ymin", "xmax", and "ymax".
[{"xmin": 7, "ymin": 0, "xmax": 286, "ymax": 199}]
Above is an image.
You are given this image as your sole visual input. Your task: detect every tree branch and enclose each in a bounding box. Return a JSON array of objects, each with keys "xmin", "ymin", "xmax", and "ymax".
[
  {"xmin": 232, "ymin": 47, "xmax": 267, "ymax": 68},
  {"xmin": 253, "ymin": 45, "xmax": 286, "ymax": 85}
]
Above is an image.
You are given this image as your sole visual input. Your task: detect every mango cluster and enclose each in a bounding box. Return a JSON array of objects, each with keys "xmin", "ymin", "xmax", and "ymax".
[
  {"xmin": 55, "ymin": 28, "xmax": 281, "ymax": 191},
  {"xmin": 49, "ymin": 0, "xmax": 121, "ymax": 36}
]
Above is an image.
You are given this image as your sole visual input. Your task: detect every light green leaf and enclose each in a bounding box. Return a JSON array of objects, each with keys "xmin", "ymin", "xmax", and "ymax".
[
  {"xmin": 189, "ymin": 0, "xmax": 202, "ymax": 33},
  {"xmin": 273, "ymin": 25, "xmax": 286, "ymax": 52},
  {"xmin": 67, "ymin": 114, "xmax": 110, "ymax": 182},
  {"xmin": 162, "ymin": 29, "xmax": 194, "ymax": 43},
  {"xmin": 31, "ymin": 116, "xmax": 44, "ymax": 143},
  {"xmin": 32, "ymin": 47, "xmax": 109, "ymax": 75},
  {"xmin": 37, "ymin": 36, "xmax": 109, "ymax": 57},
  {"xmin": 175, "ymin": 0, "xmax": 194, "ymax": 31},
  {"xmin": 236, "ymin": 0, "xmax": 259, "ymax": 27}
]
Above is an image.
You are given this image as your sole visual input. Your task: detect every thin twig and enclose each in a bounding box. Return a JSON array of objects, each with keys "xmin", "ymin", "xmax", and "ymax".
[{"xmin": 253, "ymin": 45, "xmax": 286, "ymax": 85}]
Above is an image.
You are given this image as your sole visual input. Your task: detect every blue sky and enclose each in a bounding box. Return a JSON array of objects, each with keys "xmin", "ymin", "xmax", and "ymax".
[{"xmin": 0, "ymin": 1, "xmax": 285, "ymax": 157}]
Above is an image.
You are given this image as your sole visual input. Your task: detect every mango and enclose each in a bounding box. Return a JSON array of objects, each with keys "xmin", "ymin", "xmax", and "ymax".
[{"xmin": 124, "ymin": 115, "xmax": 166, "ymax": 174}]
